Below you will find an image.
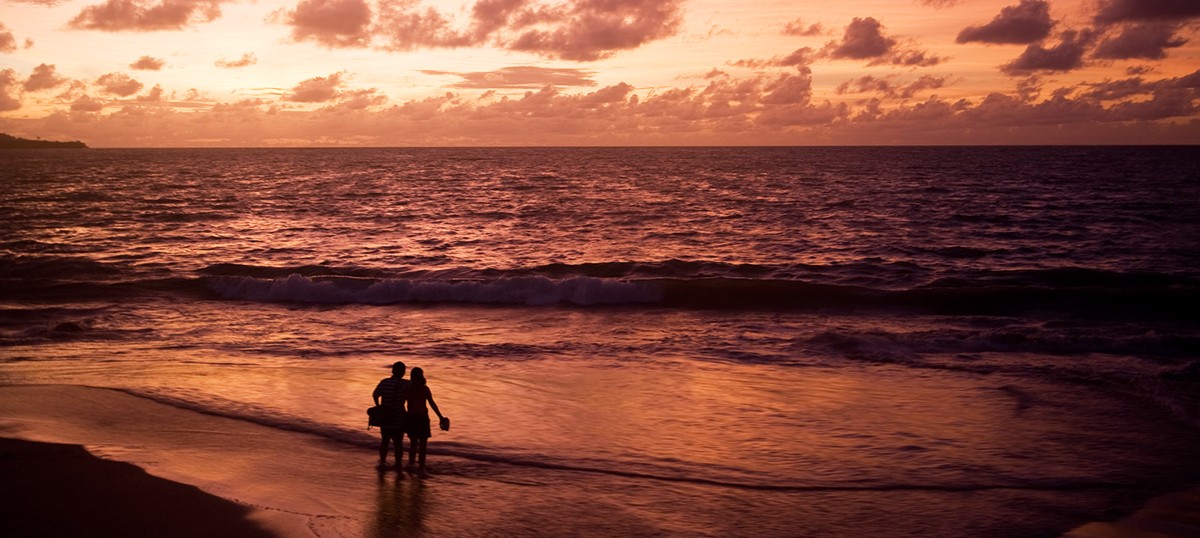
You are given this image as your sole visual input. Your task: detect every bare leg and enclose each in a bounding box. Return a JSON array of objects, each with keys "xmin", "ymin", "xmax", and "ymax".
[
  {"xmin": 377, "ymin": 430, "xmax": 390, "ymax": 467},
  {"xmin": 407, "ymin": 434, "xmax": 417, "ymax": 470},
  {"xmin": 417, "ymin": 439, "xmax": 427, "ymax": 469}
]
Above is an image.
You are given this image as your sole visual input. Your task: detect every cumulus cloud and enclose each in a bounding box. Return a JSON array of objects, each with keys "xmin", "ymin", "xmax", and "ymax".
[
  {"xmin": 1094, "ymin": 0, "xmax": 1200, "ymax": 24},
  {"xmin": 0, "ymin": 23, "xmax": 17, "ymax": 53},
  {"xmin": 837, "ymin": 74, "xmax": 948, "ymax": 99},
  {"xmin": 0, "ymin": 69, "xmax": 21, "ymax": 111},
  {"xmin": 827, "ymin": 17, "xmax": 895, "ymax": 59},
  {"xmin": 1093, "ymin": 23, "xmax": 1188, "ymax": 59},
  {"xmin": 69, "ymin": 0, "xmax": 231, "ymax": 31},
  {"xmin": 783, "ymin": 18, "xmax": 822, "ymax": 37},
  {"xmin": 71, "ymin": 94, "xmax": 105, "ymax": 112},
  {"xmin": 215, "ymin": 53, "xmax": 257, "ymax": 68},
  {"xmin": 23, "ymin": 64, "xmax": 69, "ymax": 91},
  {"xmin": 956, "ymin": 0, "xmax": 1054, "ymax": 44},
  {"xmin": 297, "ymin": 0, "xmax": 685, "ymax": 61},
  {"xmin": 421, "ymin": 66, "xmax": 596, "ymax": 89},
  {"xmin": 130, "ymin": 56, "xmax": 165, "ymax": 70},
  {"xmin": 825, "ymin": 17, "xmax": 943, "ymax": 67},
  {"xmin": 500, "ymin": 0, "xmax": 685, "ymax": 61},
  {"xmin": 137, "ymin": 84, "xmax": 165, "ymax": 102},
  {"xmin": 286, "ymin": 72, "xmax": 345, "ymax": 102},
  {"xmin": 373, "ymin": 0, "xmax": 472, "ymax": 50},
  {"xmin": 282, "ymin": 0, "xmax": 372, "ymax": 48},
  {"xmin": 1002, "ymin": 29, "xmax": 1096, "ymax": 74},
  {"xmin": 95, "ymin": 72, "xmax": 144, "ymax": 96}
]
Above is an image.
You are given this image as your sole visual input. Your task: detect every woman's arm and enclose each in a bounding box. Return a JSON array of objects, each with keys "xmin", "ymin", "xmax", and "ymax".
[{"xmin": 427, "ymin": 390, "xmax": 443, "ymax": 419}]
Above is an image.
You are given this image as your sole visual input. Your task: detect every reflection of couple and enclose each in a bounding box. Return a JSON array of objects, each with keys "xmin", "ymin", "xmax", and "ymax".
[{"xmin": 373, "ymin": 361, "xmax": 446, "ymax": 477}]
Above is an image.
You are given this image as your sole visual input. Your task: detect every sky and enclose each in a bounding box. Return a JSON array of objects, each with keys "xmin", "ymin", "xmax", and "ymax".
[{"xmin": 1, "ymin": 0, "xmax": 1198, "ymax": 146}]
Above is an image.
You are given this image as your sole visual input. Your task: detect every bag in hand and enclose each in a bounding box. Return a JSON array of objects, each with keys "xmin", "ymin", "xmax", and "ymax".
[{"xmin": 367, "ymin": 405, "xmax": 395, "ymax": 428}]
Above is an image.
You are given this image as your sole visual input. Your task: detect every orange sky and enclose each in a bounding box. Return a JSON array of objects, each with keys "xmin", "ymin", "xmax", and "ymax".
[{"xmin": 1, "ymin": 0, "xmax": 1198, "ymax": 146}]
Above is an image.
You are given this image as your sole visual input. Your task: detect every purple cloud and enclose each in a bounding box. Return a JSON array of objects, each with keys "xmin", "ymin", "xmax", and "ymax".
[
  {"xmin": 828, "ymin": 17, "xmax": 894, "ymax": 59},
  {"xmin": 1094, "ymin": 23, "xmax": 1188, "ymax": 59},
  {"xmin": 1094, "ymin": 0, "xmax": 1200, "ymax": 24},
  {"xmin": 956, "ymin": 0, "xmax": 1054, "ymax": 45},
  {"xmin": 1001, "ymin": 29, "xmax": 1095, "ymax": 74}
]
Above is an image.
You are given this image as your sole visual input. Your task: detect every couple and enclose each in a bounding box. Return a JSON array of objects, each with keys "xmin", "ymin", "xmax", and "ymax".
[{"xmin": 373, "ymin": 361, "xmax": 447, "ymax": 477}]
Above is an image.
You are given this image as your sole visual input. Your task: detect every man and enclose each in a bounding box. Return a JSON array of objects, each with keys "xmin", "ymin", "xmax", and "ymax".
[{"xmin": 373, "ymin": 361, "xmax": 410, "ymax": 469}]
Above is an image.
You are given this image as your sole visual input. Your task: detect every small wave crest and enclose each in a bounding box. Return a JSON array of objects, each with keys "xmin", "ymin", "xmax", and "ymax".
[{"xmin": 205, "ymin": 274, "xmax": 664, "ymax": 306}]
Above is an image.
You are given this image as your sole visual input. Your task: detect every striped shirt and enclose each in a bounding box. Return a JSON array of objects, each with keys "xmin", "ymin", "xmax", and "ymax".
[{"xmin": 373, "ymin": 377, "xmax": 410, "ymax": 408}]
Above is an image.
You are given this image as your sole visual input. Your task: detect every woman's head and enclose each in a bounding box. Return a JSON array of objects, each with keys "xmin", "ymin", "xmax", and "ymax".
[{"xmin": 410, "ymin": 367, "xmax": 426, "ymax": 385}]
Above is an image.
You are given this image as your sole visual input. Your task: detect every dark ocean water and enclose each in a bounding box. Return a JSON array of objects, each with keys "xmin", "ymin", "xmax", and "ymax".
[{"xmin": 1, "ymin": 146, "xmax": 1199, "ymax": 536}]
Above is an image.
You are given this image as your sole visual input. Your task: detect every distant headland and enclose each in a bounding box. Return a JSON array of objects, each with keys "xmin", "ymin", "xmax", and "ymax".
[{"xmin": 0, "ymin": 133, "xmax": 88, "ymax": 149}]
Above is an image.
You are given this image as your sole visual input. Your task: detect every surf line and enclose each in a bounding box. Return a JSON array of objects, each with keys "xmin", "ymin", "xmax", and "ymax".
[{"xmin": 434, "ymin": 449, "xmax": 1136, "ymax": 493}]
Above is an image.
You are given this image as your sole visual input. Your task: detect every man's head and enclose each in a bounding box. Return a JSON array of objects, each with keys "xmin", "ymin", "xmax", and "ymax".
[{"xmin": 391, "ymin": 361, "xmax": 406, "ymax": 376}]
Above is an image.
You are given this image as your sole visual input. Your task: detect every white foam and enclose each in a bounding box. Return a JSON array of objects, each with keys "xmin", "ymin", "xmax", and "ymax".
[{"xmin": 205, "ymin": 274, "xmax": 663, "ymax": 306}]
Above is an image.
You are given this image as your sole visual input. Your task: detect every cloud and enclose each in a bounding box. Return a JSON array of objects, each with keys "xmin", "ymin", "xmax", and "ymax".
[
  {"xmin": 282, "ymin": 0, "xmax": 372, "ymax": 48},
  {"xmin": 373, "ymin": 0, "xmax": 472, "ymax": 50},
  {"xmin": 130, "ymin": 55, "xmax": 165, "ymax": 70},
  {"xmin": 421, "ymin": 66, "xmax": 596, "ymax": 89},
  {"xmin": 730, "ymin": 47, "xmax": 816, "ymax": 70},
  {"xmin": 286, "ymin": 72, "xmax": 345, "ymax": 102},
  {"xmin": 324, "ymin": 88, "xmax": 387, "ymax": 111},
  {"xmin": 0, "ymin": 23, "xmax": 17, "ymax": 53},
  {"xmin": 71, "ymin": 95, "xmax": 105, "ymax": 112},
  {"xmin": 837, "ymin": 74, "xmax": 949, "ymax": 99},
  {"xmin": 69, "ymin": 0, "xmax": 230, "ymax": 31},
  {"xmin": 215, "ymin": 53, "xmax": 257, "ymax": 68},
  {"xmin": 919, "ymin": 0, "xmax": 960, "ymax": 7},
  {"xmin": 271, "ymin": 0, "xmax": 684, "ymax": 61},
  {"xmin": 1002, "ymin": 29, "xmax": 1095, "ymax": 74},
  {"xmin": 827, "ymin": 17, "xmax": 895, "ymax": 59},
  {"xmin": 501, "ymin": 0, "xmax": 685, "ymax": 61},
  {"xmin": 137, "ymin": 84, "xmax": 165, "ymax": 102},
  {"xmin": 1093, "ymin": 23, "xmax": 1188, "ymax": 59},
  {"xmin": 95, "ymin": 72, "xmax": 144, "ymax": 96},
  {"xmin": 24, "ymin": 64, "xmax": 69, "ymax": 91},
  {"xmin": 956, "ymin": 0, "xmax": 1054, "ymax": 45},
  {"xmin": 0, "ymin": 69, "xmax": 21, "ymax": 111},
  {"xmin": 8, "ymin": 0, "xmax": 68, "ymax": 4},
  {"xmin": 825, "ymin": 17, "xmax": 944, "ymax": 67},
  {"xmin": 783, "ymin": 18, "xmax": 822, "ymax": 37},
  {"xmin": 1094, "ymin": 0, "xmax": 1200, "ymax": 24}
]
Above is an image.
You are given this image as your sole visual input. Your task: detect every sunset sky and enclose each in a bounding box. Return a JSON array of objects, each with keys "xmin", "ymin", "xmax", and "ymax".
[{"xmin": 1, "ymin": 0, "xmax": 1198, "ymax": 146}]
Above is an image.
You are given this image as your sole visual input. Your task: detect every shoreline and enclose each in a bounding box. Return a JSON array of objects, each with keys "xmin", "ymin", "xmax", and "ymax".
[
  {"xmin": 1, "ymin": 383, "xmax": 1197, "ymax": 537},
  {"xmin": 0, "ymin": 437, "xmax": 276, "ymax": 538}
]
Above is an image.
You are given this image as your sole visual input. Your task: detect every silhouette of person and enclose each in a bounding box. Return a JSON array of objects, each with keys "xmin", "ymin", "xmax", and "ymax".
[
  {"xmin": 373, "ymin": 361, "xmax": 410, "ymax": 470},
  {"xmin": 404, "ymin": 367, "xmax": 446, "ymax": 477}
]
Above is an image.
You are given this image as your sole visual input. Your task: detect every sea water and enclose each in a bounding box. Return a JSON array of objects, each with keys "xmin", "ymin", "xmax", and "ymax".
[{"xmin": 1, "ymin": 146, "xmax": 1199, "ymax": 536}]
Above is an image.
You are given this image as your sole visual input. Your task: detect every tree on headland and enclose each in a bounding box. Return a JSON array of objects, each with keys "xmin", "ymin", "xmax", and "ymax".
[{"xmin": 0, "ymin": 133, "xmax": 88, "ymax": 148}]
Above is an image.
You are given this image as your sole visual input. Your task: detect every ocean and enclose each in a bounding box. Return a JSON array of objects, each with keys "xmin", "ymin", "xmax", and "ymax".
[{"xmin": 2, "ymin": 146, "xmax": 1199, "ymax": 536}]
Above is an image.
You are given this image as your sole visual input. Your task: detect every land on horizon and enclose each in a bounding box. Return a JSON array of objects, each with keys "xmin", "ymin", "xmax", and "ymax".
[{"xmin": 0, "ymin": 133, "xmax": 87, "ymax": 149}]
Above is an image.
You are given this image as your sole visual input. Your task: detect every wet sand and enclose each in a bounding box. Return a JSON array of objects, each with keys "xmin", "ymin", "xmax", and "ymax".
[
  {"xmin": 1, "ymin": 384, "xmax": 1196, "ymax": 537},
  {"xmin": 0, "ymin": 437, "xmax": 275, "ymax": 538}
]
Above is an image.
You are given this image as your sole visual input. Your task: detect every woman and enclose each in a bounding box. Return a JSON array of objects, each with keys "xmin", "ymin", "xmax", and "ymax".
[{"xmin": 404, "ymin": 367, "xmax": 446, "ymax": 477}]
